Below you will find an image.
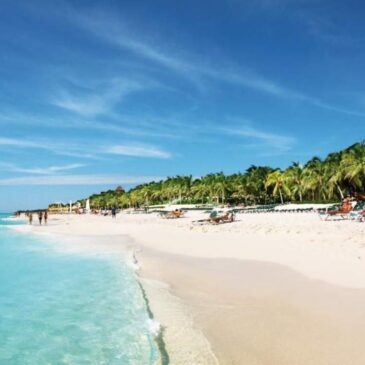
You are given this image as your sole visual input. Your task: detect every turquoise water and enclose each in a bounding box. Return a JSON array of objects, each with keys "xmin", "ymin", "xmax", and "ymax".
[{"xmin": 0, "ymin": 214, "xmax": 159, "ymax": 364}]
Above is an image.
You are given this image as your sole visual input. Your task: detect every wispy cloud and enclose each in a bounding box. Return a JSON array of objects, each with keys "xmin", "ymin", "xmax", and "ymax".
[
  {"xmin": 0, "ymin": 137, "xmax": 40, "ymax": 148},
  {"xmin": 72, "ymin": 11, "xmax": 289, "ymax": 96},
  {"xmin": 302, "ymin": 13, "xmax": 364, "ymax": 47},
  {"xmin": 0, "ymin": 135, "xmax": 172, "ymax": 160},
  {"xmin": 0, "ymin": 136, "xmax": 98, "ymax": 159},
  {"xmin": 52, "ymin": 78, "xmax": 145, "ymax": 117},
  {"xmin": 72, "ymin": 11, "xmax": 291, "ymax": 99},
  {"xmin": 0, "ymin": 111, "xmax": 189, "ymax": 140},
  {"xmin": 0, "ymin": 174, "xmax": 164, "ymax": 186},
  {"xmin": 106, "ymin": 144, "xmax": 171, "ymax": 159},
  {"xmin": 0, "ymin": 162, "xmax": 85, "ymax": 175},
  {"xmin": 69, "ymin": 10, "xmax": 365, "ymax": 118},
  {"xmin": 221, "ymin": 123, "xmax": 296, "ymax": 152},
  {"xmin": 70, "ymin": 12, "xmax": 188, "ymax": 73}
]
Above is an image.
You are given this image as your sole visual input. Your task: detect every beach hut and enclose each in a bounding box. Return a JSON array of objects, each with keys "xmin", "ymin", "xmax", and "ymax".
[{"xmin": 115, "ymin": 186, "xmax": 125, "ymax": 193}]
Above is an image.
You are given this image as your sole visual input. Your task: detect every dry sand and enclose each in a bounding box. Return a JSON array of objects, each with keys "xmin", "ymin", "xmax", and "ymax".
[{"xmin": 12, "ymin": 211, "xmax": 365, "ymax": 364}]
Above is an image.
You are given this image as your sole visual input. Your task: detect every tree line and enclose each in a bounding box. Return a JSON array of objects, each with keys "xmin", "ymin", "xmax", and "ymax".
[{"xmin": 77, "ymin": 141, "xmax": 365, "ymax": 209}]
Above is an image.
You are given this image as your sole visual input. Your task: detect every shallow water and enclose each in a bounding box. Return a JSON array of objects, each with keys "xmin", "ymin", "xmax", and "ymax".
[{"xmin": 0, "ymin": 214, "xmax": 159, "ymax": 365}]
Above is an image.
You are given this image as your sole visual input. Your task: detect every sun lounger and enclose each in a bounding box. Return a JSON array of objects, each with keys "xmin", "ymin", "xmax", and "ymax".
[
  {"xmin": 349, "ymin": 202, "xmax": 365, "ymax": 221},
  {"xmin": 159, "ymin": 210, "xmax": 185, "ymax": 219},
  {"xmin": 209, "ymin": 211, "xmax": 235, "ymax": 224},
  {"xmin": 360, "ymin": 210, "xmax": 365, "ymax": 222},
  {"xmin": 192, "ymin": 210, "xmax": 235, "ymax": 225},
  {"xmin": 351, "ymin": 210, "xmax": 365, "ymax": 222},
  {"xmin": 320, "ymin": 200, "xmax": 353, "ymax": 221}
]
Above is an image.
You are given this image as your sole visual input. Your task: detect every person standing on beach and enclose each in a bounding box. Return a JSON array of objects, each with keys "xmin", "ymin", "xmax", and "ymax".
[
  {"xmin": 38, "ymin": 211, "xmax": 43, "ymax": 225},
  {"xmin": 29, "ymin": 213, "xmax": 33, "ymax": 225},
  {"xmin": 44, "ymin": 210, "xmax": 48, "ymax": 225},
  {"xmin": 111, "ymin": 207, "xmax": 116, "ymax": 219}
]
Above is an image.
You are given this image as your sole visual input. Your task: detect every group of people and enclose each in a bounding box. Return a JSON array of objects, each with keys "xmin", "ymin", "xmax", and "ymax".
[{"xmin": 27, "ymin": 211, "xmax": 48, "ymax": 225}]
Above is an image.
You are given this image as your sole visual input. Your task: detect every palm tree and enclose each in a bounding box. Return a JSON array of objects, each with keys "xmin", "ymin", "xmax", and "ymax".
[
  {"xmin": 213, "ymin": 172, "xmax": 227, "ymax": 204},
  {"xmin": 340, "ymin": 142, "xmax": 365, "ymax": 193},
  {"xmin": 246, "ymin": 166, "xmax": 274, "ymax": 204},
  {"xmin": 265, "ymin": 170, "xmax": 290, "ymax": 204},
  {"xmin": 151, "ymin": 184, "xmax": 163, "ymax": 204},
  {"xmin": 303, "ymin": 157, "xmax": 328, "ymax": 201},
  {"xmin": 175, "ymin": 175, "xmax": 192, "ymax": 202},
  {"xmin": 200, "ymin": 174, "xmax": 219, "ymax": 203},
  {"xmin": 324, "ymin": 152, "xmax": 344, "ymax": 200},
  {"xmin": 285, "ymin": 162, "xmax": 305, "ymax": 202},
  {"xmin": 191, "ymin": 179, "xmax": 208, "ymax": 203},
  {"xmin": 140, "ymin": 186, "xmax": 152, "ymax": 206},
  {"xmin": 229, "ymin": 174, "xmax": 249, "ymax": 204}
]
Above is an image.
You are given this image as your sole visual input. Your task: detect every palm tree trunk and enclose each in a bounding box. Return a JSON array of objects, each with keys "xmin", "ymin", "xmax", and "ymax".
[
  {"xmin": 337, "ymin": 185, "xmax": 344, "ymax": 199},
  {"xmin": 279, "ymin": 188, "xmax": 284, "ymax": 204}
]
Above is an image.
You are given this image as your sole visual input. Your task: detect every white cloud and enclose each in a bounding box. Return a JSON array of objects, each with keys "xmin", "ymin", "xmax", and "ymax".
[
  {"xmin": 0, "ymin": 162, "xmax": 85, "ymax": 175},
  {"xmin": 0, "ymin": 136, "xmax": 97, "ymax": 159},
  {"xmin": 106, "ymin": 144, "xmax": 171, "ymax": 159},
  {"xmin": 0, "ymin": 174, "xmax": 164, "ymax": 186},
  {"xmin": 0, "ymin": 111, "xmax": 188, "ymax": 140},
  {"xmin": 52, "ymin": 78, "xmax": 144, "ymax": 117},
  {"xmin": 0, "ymin": 135, "xmax": 172, "ymax": 160},
  {"xmin": 221, "ymin": 124, "xmax": 295, "ymax": 152},
  {"xmin": 0, "ymin": 137, "xmax": 40, "ymax": 148},
  {"xmin": 73, "ymin": 12, "xmax": 288, "ymax": 96},
  {"xmin": 71, "ymin": 12, "xmax": 188, "ymax": 73},
  {"xmin": 70, "ymin": 10, "xmax": 365, "ymax": 118}
]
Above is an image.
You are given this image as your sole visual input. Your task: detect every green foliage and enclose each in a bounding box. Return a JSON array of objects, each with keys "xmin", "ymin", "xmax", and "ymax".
[{"xmin": 82, "ymin": 141, "xmax": 365, "ymax": 208}]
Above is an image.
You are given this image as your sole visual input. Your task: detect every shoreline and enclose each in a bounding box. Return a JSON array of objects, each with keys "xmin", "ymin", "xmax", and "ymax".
[
  {"xmin": 5, "ymin": 221, "xmax": 170, "ymax": 365},
  {"xmin": 7, "ymin": 216, "xmax": 222, "ymax": 364},
  {"xmin": 137, "ymin": 280, "xmax": 170, "ymax": 365},
  {"xmin": 8, "ymin": 212, "xmax": 365, "ymax": 364},
  {"xmin": 7, "ymin": 217, "xmax": 217, "ymax": 365}
]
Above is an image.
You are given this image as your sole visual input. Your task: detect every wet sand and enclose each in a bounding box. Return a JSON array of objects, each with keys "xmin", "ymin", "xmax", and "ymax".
[{"xmin": 140, "ymin": 248, "xmax": 365, "ymax": 365}]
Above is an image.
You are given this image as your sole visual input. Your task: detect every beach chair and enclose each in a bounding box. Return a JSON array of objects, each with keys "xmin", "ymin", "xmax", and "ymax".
[
  {"xmin": 192, "ymin": 210, "xmax": 235, "ymax": 225},
  {"xmin": 320, "ymin": 200, "xmax": 353, "ymax": 221},
  {"xmin": 354, "ymin": 209, "xmax": 365, "ymax": 222},
  {"xmin": 160, "ymin": 210, "xmax": 185, "ymax": 219},
  {"xmin": 209, "ymin": 210, "xmax": 235, "ymax": 224},
  {"xmin": 349, "ymin": 202, "xmax": 365, "ymax": 221}
]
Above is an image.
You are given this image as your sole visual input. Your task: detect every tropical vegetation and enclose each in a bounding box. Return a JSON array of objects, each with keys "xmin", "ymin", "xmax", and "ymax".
[{"xmin": 74, "ymin": 141, "xmax": 365, "ymax": 209}]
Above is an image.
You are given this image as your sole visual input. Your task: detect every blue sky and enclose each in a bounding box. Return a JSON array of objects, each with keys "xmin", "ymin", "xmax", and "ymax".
[{"xmin": 0, "ymin": 0, "xmax": 364, "ymax": 211}]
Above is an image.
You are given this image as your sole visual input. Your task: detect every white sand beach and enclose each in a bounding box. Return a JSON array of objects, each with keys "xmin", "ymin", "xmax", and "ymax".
[{"xmin": 12, "ymin": 211, "xmax": 365, "ymax": 365}]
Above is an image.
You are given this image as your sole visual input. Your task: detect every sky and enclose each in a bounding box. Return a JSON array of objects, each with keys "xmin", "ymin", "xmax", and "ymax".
[{"xmin": 0, "ymin": 0, "xmax": 364, "ymax": 211}]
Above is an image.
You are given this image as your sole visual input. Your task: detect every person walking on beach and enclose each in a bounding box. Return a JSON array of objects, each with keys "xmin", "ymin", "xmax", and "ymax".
[
  {"xmin": 38, "ymin": 211, "xmax": 43, "ymax": 225},
  {"xmin": 111, "ymin": 207, "xmax": 116, "ymax": 219},
  {"xmin": 44, "ymin": 210, "xmax": 48, "ymax": 225},
  {"xmin": 29, "ymin": 213, "xmax": 33, "ymax": 225}
]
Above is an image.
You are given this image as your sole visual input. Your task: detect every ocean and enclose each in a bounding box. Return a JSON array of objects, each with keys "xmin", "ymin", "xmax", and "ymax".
[{"xmin": 0, "ymin": 213, "xmax": 160, "ymax": 364}]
